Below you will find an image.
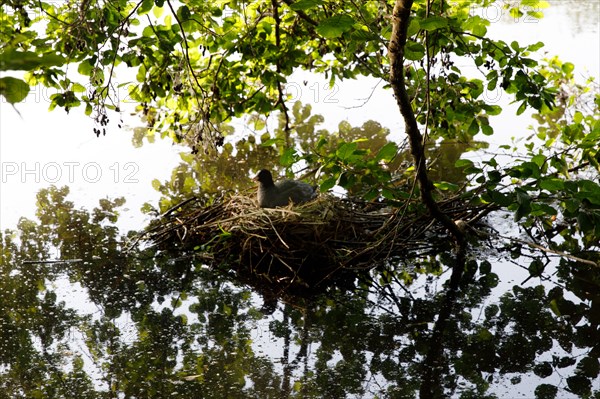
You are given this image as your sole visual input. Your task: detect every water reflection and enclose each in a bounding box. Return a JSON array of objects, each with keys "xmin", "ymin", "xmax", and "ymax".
[{"xmin": 1, "ymin": 184, "xmax": 598, "ymax": 398}]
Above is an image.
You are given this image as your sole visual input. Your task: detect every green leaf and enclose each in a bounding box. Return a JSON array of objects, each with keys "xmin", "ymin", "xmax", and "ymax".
[
  {"xmin": 280, "ymin": 148, "xmax": 296, "ymax": 167},
  {"xmin": 481, "ymin": 124, "xmax": 493, "ymax": 136},
  {"xmin": 532, "ymin": 154, "xmax": 546, "ymax": 168},
  {"xmin": 336, "ymin": 142, "xmax": 358, "ymax": 161},
  {"xmin": 486, "ymin": 105, "xmax": 502, "ymax": 115},
  {"xmin": 455, "ymin": 159, "xmax": 474, "ymax": 168},
  {"xmin": 407, "ymin": 19, "xmax": 420, "ymax": 37},
  {"xmin": 468, "ymin": 118, "xmax": 479, "ymax": 136},
  {"xmin": 320, "ymin": 177, "xmax": 336, "ymax": 191},
  {"xmin": 566, "ymin": 375, "xmax": 592, "ymax": 397},
  {"xmin": 514, "ymin": 189, "xmax": 532, "ymax": 220},
  {"xmin": 316, "ymin": 15, "xmax": 355, "ymax": 38},
  {"xmin": 487, "ymin": 189, "xmax": 512, "ymax": 207},
  {"xmin": 0, "ymin": 49, "xmax": 65, "ymax": 71},
  {"xmin": 577, "ymin": 212, "xmax": 594, "ymax": 233},
  {"xmin": 260, "ymin": 137, "xmax": 284, "ymax": 147},
  {"xmin": 0, "ymin": 76, "xmax": 30, "ymax": 104},
  {"xmin": 382, "ymin": 188, "xmax": 396, "ymax": 200},
  {"xmin": 419, "ymin": 16, "xmax": 448, "ymax": 31},
  {"xmin": 539, "ymin": 178, "xmax": 564, "ymax": 192},
  {"xmin": 404, "ymin": 41, "xmax": 425, "ymax": 61},
  {"xmin": 528, "ymin": 41, "xmax": 545, "ymax": 52},
  {"xmin": 375, "ymin": 142, "xmax": 398, "ymax": 162},
  {"xmin": 138, "ymin": 0, "xmax": 154, "ymax": 15},
  {"xmin": 434, "ymin": 182, "xmax": 459, "ymax": 191},
  {"xmin": 289, "ymin": 0, "xmax": 322, "ymax": 11},
  {"xmin": 528, "ymin": 259, "xmax": 544, "ymax": 276},
  {"xmin": 562, "ymin": 62, "xmax": 575, "ymax": 74},
  {"xmin": 177, "ymin": 5, "xmax": 191, "ymax": 20},
  {"xmin": 577, "ymin": 356, "xmax": 600, "ymax": 378}
]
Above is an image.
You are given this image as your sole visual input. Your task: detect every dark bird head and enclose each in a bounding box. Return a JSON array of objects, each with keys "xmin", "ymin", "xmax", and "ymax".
[{"xmin": 253, "ymin": 169, "xmax": 274, "ymax": 187}]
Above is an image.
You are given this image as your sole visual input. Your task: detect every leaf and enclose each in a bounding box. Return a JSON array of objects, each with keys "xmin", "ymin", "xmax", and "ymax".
[
  {"xmin": 404, "ymin": 41, "xmax": 425, "ymax": 61},
  {"xmin": 153, "ymin": 5, "xmax": 164, "ymax": 18},
  {"xmin": 77, "ymin": 59, "xmax": 94, "ymax": 76},
  {"xmin": 289, "ymin": 0, "xmax": 322, "ymax": 11},
  {"xmin": 562, "ymin": 62, "xmax": 575, "ymax": 74},
  {"xmin": 577, "ymin": 356, "xmax": 600, "ymax": 378},
  {"xmin": 514, "ymin": 190, "xmax": 532, "ymax": 220},
  {"xmin": 320, "ymin": 177, "xmax": 336, "ymax": 191},
  {"xmin": 419, "ymin": 16, "xmax": 448, "ymax": 31},
  {"xmin": 528, "ymin": 41, "xmax": 545, "ymax": 52},
  {"xmin": 539, "ymin": 178, "xmax": 564, "ymax": 192},
  {"xmin": 468, "ymin": 118, "xmax": 479, "ymax": 136},
  {"xmin": 434, "ymin": 182, "xmax": 459, "ymax": 191},
  {"xmin": 0, "ymin": 77, "xmax": 30, "ymax": 104},
  {"xmin": 382, "ymin": 188, "xmax": 396, "ymax": 200},
  {"xmin": 523, "ymin": 0, "xmax": 549, "ymax": 9},
  {"xmin": 528, "ymin": 259, "xmax": 544, "ymax": 276},
  {"xmin": 577, "ymin": 212, "xmax": 594, "ymax": 233},
  {"xmin": 138, "ymin": 0, "xmax": 153, "ymax": 15},
  {"xmin": 516, "ymin": 101, "xmax": 527, "ymax": 116},
  {"xmin": 316, "ymin": 15, "xmax": 355, "ymax": 38},
  {"xmin": 260, "ymin": 137, "xmax": 284, "ymax": 147},
  {"xmin": 455, "ymin": 159, "xmax": 474, "ymax": 168},
  {"xmin": 531, "ymin": 154, "xmax": 546, "ymax": 168},
  {"xmin": 280, "ymin": 148, "xmax": 296, "ymax": 167},
  {"xmin": 375, "ymin": 142, "xmax": 398, "ymax": 162},
  {"xmin": 486, "ymin": 105, "xmax": 502, "ymax": 115},
  {"xmin": 566, "ymin": 375, "xmax": 592, "ymax": 397},
  {"xmin": 336, "ymin": 142, "xmax": 357, "ymax": 161},
  {"xmin": 177, "ymin": 5, "xmax": 191, "ymax": 20},
  {"xmin": 481, "ymin": 124, "xmax": 494, "ymax": 135},
  {"xmin": 488, "ymin": 190, "xmax": 512, "ymax": 207},
  {"xmin": 407, "ymin": 19, "xmax": 420, "ymax": 37},
  {"xmin": 0, "ymin": 49, "xmax": 65, "ymax": 71},
  {"xmin": 534, "ymin": 384, "xmax": 558, "ymax": 399}
]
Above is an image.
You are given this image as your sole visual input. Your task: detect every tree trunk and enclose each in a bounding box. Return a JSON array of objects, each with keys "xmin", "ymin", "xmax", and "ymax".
[{"xmin": 388, "ymin": 0, "xmax": 464, "ymax": 243}]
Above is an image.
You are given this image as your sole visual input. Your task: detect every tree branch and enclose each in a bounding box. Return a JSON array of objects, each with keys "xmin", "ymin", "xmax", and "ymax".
[{"xmin": 388, "ymin": 0, "xmax": 463, "ymax": 243}]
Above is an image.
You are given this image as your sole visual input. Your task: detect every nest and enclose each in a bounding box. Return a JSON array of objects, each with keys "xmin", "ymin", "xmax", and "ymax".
[{"xmin": 143, "ymin": 193, "xmax": 492, "ymax": 298}]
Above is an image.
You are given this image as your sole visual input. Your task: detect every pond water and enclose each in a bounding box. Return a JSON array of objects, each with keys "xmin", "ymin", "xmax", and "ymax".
[{"xmin": 0, "ymin": 2, "xmax": 599, "ymax": 398}]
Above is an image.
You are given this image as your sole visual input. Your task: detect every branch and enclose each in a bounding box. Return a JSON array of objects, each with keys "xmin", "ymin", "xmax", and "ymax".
[
  {"xmin": 166, "ymin": 0, "xmax": 206, "ymax": 97},
  {"xmin": 272, "ymin": 0, "xmax": 291, "ymax": 139},
  {"xmin": 388, "ymin": 0, "xmax": 463, "ymax": 242}
]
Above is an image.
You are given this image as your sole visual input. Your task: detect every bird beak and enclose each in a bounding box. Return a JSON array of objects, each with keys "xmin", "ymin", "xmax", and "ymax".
[{"xmin": 252, "ymin": 175, "xmax": 259, "ymax": 182}]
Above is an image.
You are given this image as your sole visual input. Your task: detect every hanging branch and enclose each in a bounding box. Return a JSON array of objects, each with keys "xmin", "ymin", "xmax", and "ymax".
[
  {"xmin": 388, "ymin": 0, "xmax": 464, "ymax": 243},
  {"xmin": 272, "ymin": 0, "xmax": 292, "ymax": 141}
]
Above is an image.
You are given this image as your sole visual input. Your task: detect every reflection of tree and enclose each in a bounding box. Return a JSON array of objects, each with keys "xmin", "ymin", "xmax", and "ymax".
[{"xmin": 1, "ymin": 186, "xmax": 598, "ymax": 398}]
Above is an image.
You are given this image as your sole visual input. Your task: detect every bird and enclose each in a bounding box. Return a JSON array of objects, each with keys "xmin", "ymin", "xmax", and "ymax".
[{"xmin": 253, "ymin": 169, "xmax": 317, "ymax": 208}]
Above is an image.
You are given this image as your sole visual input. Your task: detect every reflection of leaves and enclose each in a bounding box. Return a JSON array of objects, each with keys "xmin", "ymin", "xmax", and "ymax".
[{"xmin": 3, "ymin": 186, "xmax": 600, "ymax": 398}]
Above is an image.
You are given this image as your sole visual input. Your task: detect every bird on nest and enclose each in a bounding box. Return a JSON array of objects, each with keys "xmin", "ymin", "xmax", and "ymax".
[{"xmin": 253, "ymin": 169, "xmax": 317, "ymax": 208}]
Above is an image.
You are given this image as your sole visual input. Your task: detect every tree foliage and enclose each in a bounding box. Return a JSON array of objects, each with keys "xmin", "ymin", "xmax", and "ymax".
[{"xmin": 2, "ymin": 0, "xmax": 597, "ymax": 212}]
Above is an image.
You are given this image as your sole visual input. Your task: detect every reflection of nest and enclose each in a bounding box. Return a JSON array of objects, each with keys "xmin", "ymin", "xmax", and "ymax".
[{"xmin": 145, "ymin": 194, "xmax": 490, "ymax": 297}]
